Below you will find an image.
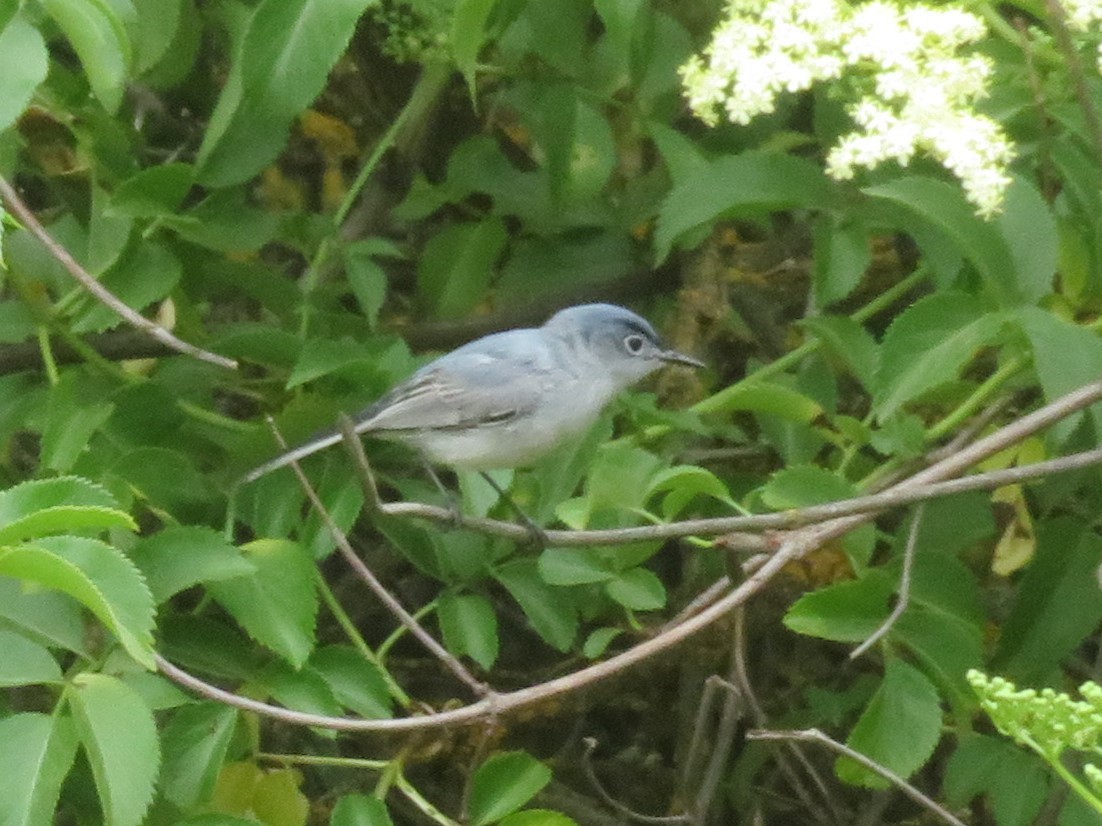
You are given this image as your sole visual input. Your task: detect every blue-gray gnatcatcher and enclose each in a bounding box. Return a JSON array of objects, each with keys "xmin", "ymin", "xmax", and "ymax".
[{"xmin": 243, "ymin": 303, "xmax": 704, "ymax": 484}]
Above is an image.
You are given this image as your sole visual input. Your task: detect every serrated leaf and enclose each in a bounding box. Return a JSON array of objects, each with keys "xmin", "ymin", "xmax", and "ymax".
[
  {"xmin": 943, "ymin": 735, "xmax": 1049, "ymax": 826},
  {"xmin": 68, "ymin": 673, "xmax": 160, "ymax": 826},
  {"xmin": 495, "ymin": 560, "xmax": 577, "ymax": 652},
  {"xmin": 838, "ymin": 660, "xmax": 942, "ymax": 788},
  {"xmin": 331, "ymin": 794, "xmax": 395, "ymax": 826},
  {"xmin": 783, "ymin": 571, "xmax": 894, "ymax": 642},
  {"xmin": 0, "ymin": 576, "xmax": 86, "ymax": 653},
  {"xmin": 160, "ymin": 703, "xmax": 239, "ymax": 808},
  {"xmin": 129, "ymin": 526, "xmax": 256, "ymax": 603},
  {"xmin": 41, "ymin": 0, "xmax": 131, "ymax": 112},
  {"xmin": 438, "ymin": 592, "xmax": 499, "ymax": 670},
  {"xmin": 0, "ymin": 16, "xmax": 48, "ymax": 132},
  {"xmin": 0, "ymin": 629, "xmax": 62, "ymax": 686},
  {"xmin": 995, "ymin": 176, "xmax": 1057, "ymax": 304},
  {"xmin": 469, "ymin": 751, "xmax": 553, "ymax": 826},
  {"xmin": 0, "ymin": 713, "xmax": 78, "ymax": 826},
  {"xmin": 605, "ymin": 567, "xmax": 666, "ymax": 611},
  {"xmin": 655, "ymin": 152, "xmax": 833, "ymax": 261},
  {"xmin": 452, "ymin": 0, "xmax": 497, "ymax": 96},
  {"xmin": 0, "ymin": 476, "xmax": 129, "ymax": 544},
  {"xmin": 873, "ymin": 292, "xmax": 1006, "ymax": 419},
  {"xmin": 208, "ymin": 539, "xmax": 318, "ymax": 668},
  {"xmin": 310, "ymin": 646, "xmax": 394, "ymax": 719},
  {"xmin": 0, "ymin": 537, "xmax": 155, "ymax": 668}
]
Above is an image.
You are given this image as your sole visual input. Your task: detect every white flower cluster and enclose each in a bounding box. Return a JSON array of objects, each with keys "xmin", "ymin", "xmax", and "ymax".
[
  {"xmin": 680, "ymin": 0, "xmax": 1015, "ymax": 217},
  {"xmin": 1058, "ymin": 0, "xmax": 1102, "ymax": 73}
]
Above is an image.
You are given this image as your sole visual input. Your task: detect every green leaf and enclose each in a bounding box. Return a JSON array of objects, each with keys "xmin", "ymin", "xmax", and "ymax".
[
  {"xmin": 331, "ymin": 794, "xmax": 395, "ymax": 826},
  {"xmin": 538, "ymin": 548, "xmax": 614, "ymax": 586},
  {"xmin": 310, "ymin": 646, "xmax": 394, "ymax": 719},
  {"xmin": 109, "ymin": 447, "xmax": 214, "ymax": 512},
  {"xmin": 342, "ymin": 242, "xmax": 390, "ymax": 329},
  {"xmin": 208, "ymin": 539, "xmax": 318, "ymax": 668},
  {"xmin": 655, "ymin": 152, "xmax": 833, "ymax": 261},
  {"xmin": 0, "ymin": 16, "xmax": 48, "ymax": 132},
  {"xmin": 0, "ymin": 576, "xmax": 86, "ymax": 653},
  {"xmin": 864, "ymin": 176, "xmax": 1020, "ymax": 304},
  {"xmin": 814, "ymin": 216, "xmax": 871, "ymax": 307},
  {"xmin": 1015, "ymin": 307, "xmax": 1102, "ymax": 441},
  {"xmin": 71, "ymin": 241, "xmax": 183, "ymax": 333},
  {"xmin": 0, "ymin": 537, "xmax": 155, "ymax": 668},
  {"xmin": 0, "ymin": 713, "xmax": 78, "ymax": 826},
  {"xmin": 68, "ymin": 672, "xmax": 160, "ymax": 826},
  {"xmin": 645, "ymin": 465, "xmax": 733, "ymax": 519},
  {"xmin": 783, "ymin": 571, "xmax": 894, "ymax": 642},
  {"xmin": 438, "ymin": 592, "xmax": 499, "ymax": 670},
  {"xmin": 495, "ymin": 560, "xmax": 577, "ymax": 652},
  {"xmin": 761, "ymin": 464, "xmax": 856, "ymax": 511},
  {"xmin": 800, "ymin": 316, "xmax": 879, "ymax": 390},
  {"xmin": 160, "ymin": 703, "xmax": 239, "ymax": 808},
  {"xmin": 0, "ymin": 476, "xmax": 133, "ymax": 544},
  {"xmin": 129, "ymin": 526, "xmax": 256, "ymax": 603},
  {"xmin": 499, "ymin": 812, "xmax": 579, "ymax": 826},
  {"xmin": 995, "ymin": 176, "xmax": 1057, "ymax": 304},
  {"xmin": 0, "ymin": 629, "xmax": 62, "ymax": 686},
  {"xmin": 452, "ymin": 0, "xmax": 497, "ymax": 96},
  {"xmin": 196, "ymin": 0, "xmax": 376, "ymax": 186},
  {"xmin": 40, "ymin": 381, "xmax": 115, "ymax": 473},
  {"xmin": 41, "ymin": 0, "xmax": 132, "ymax": 112},
  {"xmin": 469, "ymin": 751, "xmax": 553, "ymax": 826},
  {"xmin": 693, "ymin": 381, "xmax": 823, "ymax": 421},
  {"xmin": 582, "ymin": 627, "xmax": 622, "ymax": 659},
  {"xmin": 838, "ymin": 660, "xmax": 942, "ymax": 787},
  {"xmin": 580, "ymin": 441, "xmax": 665, "ymax": 519},
  {"xmin": 994, "ymin": 517, "xmax": 1102, "ymax": 682},
  {"xmin": 109, "ymin": 163, "xmax": 195, "ymax": 217},
  {"xmin": 943, "ymin": 734, "xmax": 1049, "ymax": 826},
  {"xmin": 873, "ymin": 292, "xmax": 1005, "ymax": 419},
  {"xmin": 605, "ymin": 567, "xmax": 666, "ymax": 611},
  {"xmin": 418, "ymin": 218, "xmax": 508, "ymax": 318},
  {"xmin": 261, "ymin": 662, "xmax": 342, "ymax": 721}
]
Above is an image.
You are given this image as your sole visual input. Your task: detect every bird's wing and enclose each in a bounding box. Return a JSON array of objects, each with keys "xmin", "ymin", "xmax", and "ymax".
[{"xmin": 359, "ymin": 345, "xmax": 553, "ymax": 433}]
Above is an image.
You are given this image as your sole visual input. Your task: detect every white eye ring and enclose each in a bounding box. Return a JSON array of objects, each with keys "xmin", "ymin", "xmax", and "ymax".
[{"xmin": 624, "ymin": 334, "xmax": 646, "ymax": 355}]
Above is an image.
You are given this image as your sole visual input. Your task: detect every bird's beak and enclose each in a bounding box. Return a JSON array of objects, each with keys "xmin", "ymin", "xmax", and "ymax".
[{"xmin": 659, "ymin": 349, "xmax": 706, "ymax": 369}]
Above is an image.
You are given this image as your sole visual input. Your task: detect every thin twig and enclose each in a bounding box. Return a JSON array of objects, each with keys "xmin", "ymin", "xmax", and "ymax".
[
  {"xmin": 745, "ymin": 729, "xmax": 967, "ymax": 826},
  {"xmin": 0, "ymin": 176, "xmax": 237, "ymax": 370},
  {"xmin": 1045, "ymin": 0, "xmax": 1102, "ymax": 167},
  {"xmin": 691, "ymin": 672, "xmax": 743, "ymax": 822},
  {"xmin": 850, "ymin": 503, "xmax": 924, "ymax": 660},
  {"xmin": 369, "ymin": 440, "xmax": 1102, "ymax": 546},
  {"xmin": 265, "ymin": 419, "xmax": 492, "ymax": 700},
  {"xmin": 580, "ymin": 738, "xmax": 691, "ymax": 825},
  {"xmin": 730, "ymin": 609, "xmax": 840, "ymax": 825}
]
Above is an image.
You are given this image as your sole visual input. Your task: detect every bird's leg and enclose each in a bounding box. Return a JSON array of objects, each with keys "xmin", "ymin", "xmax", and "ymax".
[
  {"xmin": 478, "ymin": 471, "xmax": 548, "ymax": 547},
  {"xmin": 420, "ymin": 458, "xmax": 464, "ymax": 528}
]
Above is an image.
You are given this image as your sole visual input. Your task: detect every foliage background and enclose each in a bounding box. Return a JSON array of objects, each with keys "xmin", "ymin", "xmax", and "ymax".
[{"xmin": 2, "ymin": 0, "xmax": 1102, "ymax": 824}]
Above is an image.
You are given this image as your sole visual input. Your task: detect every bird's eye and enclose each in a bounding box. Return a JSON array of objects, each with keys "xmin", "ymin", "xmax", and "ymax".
[{"xmin": 624, "ymin": 334, "xmax": 646, "ymax": 355}]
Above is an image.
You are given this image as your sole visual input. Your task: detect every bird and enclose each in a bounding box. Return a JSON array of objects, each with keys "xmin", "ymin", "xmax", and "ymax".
[{"xmin": 242, "ymin": 303, "xmax": 704, "ymax": 488}]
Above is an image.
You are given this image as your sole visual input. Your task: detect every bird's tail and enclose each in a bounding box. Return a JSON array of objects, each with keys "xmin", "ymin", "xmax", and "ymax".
[{"xmin": 239, "ymin": 429, "xmax": 346, "ymax": 484}]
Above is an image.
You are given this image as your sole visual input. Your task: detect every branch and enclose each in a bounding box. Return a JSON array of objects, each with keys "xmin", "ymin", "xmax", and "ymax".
[
  {"xmin": 157, "ymin": 378, "xmax": 1102, "ymax": 732},
  {"xmin": 0, "ymin": 176, "xmax": 237, "ymax": 371},
  {"xmin": 746, "ymin": 729, "xmax": 967, "ymax": 826}
]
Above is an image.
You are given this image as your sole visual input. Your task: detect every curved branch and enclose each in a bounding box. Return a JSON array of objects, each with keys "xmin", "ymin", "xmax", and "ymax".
[{"xmin": 0, "ymin": 176, "xmax": 238, "ymax": 371}]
